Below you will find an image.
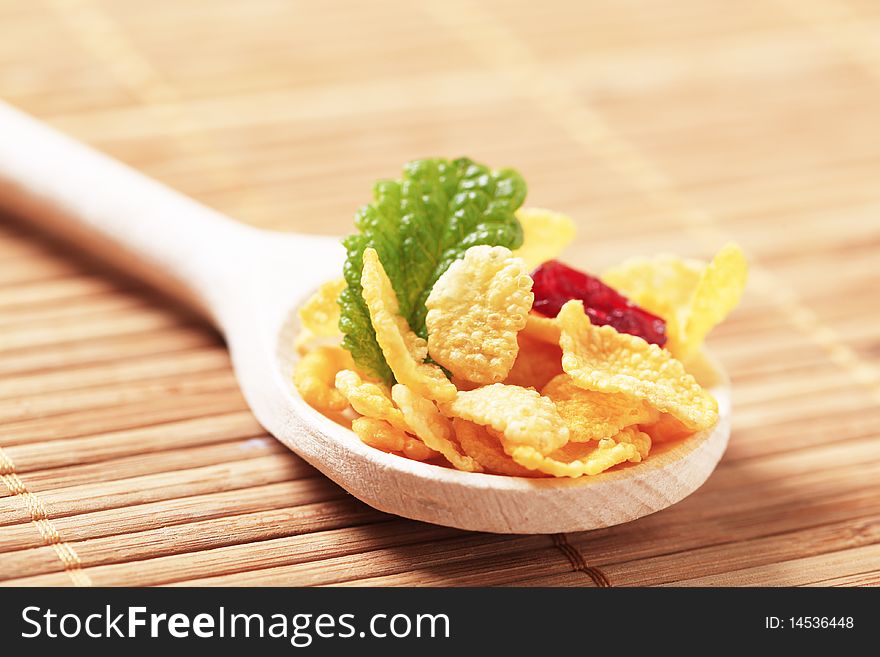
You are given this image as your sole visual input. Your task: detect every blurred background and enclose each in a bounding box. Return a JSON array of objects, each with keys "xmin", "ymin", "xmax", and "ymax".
[{"xmin": 1, "ymin": 0, "xmax": 878, "ymax": 586}]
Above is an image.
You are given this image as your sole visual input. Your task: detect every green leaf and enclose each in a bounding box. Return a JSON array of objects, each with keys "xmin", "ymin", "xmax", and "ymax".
[{"xmin": 338, "ymin": 157, "xmax": 526, "ymax": 383}]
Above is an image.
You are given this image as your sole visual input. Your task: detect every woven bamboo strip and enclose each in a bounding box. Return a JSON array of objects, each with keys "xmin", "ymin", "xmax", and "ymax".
[
  {"xmin": 0, "ymin": 327, "xmax": 215, "ymax": 379},
  {"xmin": 3, "ymin": 446, "xmax": 875, "ymax": 585},
  {"xmin": 3, "ymin": 411, "xmax": 262, "ymax": 473},
  {"xmin": 3, "ymin": 436, "xmax": 285, "ymax": 499},
  {"xmin": 0, "ymin": 497, "xmax": 384, "ymax": 580},
  {"xmin": 1, "ymin": 388, "xmax": 246, "ymax": 447},
  {"xmin": 0, "ymin": 348, "xmax": 231, "ymax": 400},
  {"xmin": 0, "ymin": 478, "xmax": 334, "ymax": 553},
  {"xmin": 669, "ymin": 544, "xmax": 880, "ymax": 587},
  {"xmin": 0, "ymin": 370, "xmax": 239, "ymax": 423},
  {"xmin": 0, "ymin": 455, "xmax": 312, "ymax": 526},
  {"xmin": 1, "ymin": 522, "xmax": 459, "ymax": 587},
  {"xmin": 599, "ymin": 518, "xmax": 880, "ymax": 587}
]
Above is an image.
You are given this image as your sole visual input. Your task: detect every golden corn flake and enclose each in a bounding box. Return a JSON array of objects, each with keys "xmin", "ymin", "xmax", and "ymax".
[
  {"xmin": 425, "ymin": 245, "xmax": 533, "ymax": 384},
  {"xmin": 444, "ymin": 383, "xmax": 569, "ymax": 455},
  {"xmin": 402, "ymin": 436, "xmax": 441, "ymax": 462},
  {"xmin": 558, "ymin": 300, "xmax": 718, "ymax": 431},
  {"xmin": 351, "ymin": 415, "xmax": 439, "ymax": 461},
  {"xmin": 504, "ymin": 333, "xmax": 564, "ymax": 389},
  {"xmin": 335, "ymin": 369, "xmax": 409, "ymax": 432},
  {"xmin": 453, "ymin": 418, "xmax": 537, "ymax": 477},
  {"xmin": 602, "ymin": 244, "xmax": 747, "ymax": 359},
  {"xmin": 640, "ymin": 412, "xmax": 693, "ymax": 443},
  {"xmin": 602, "ymin": 254, "xmax": 701, "ymax": 354},
  {"xmin": 521, "ymin": 312, "xmax": 561, "ymax": 344},
  {"xmin": 361, "ymin": 248, "xmax": 456, "ymax": 402},
  {"xmin": 680, "ymin": 243, "xmax": 748, "ymax": 360},
  {"xmin": 294, "ymin": 346, "xmax": 354, "ymax": 413},
  {"xmin": 295, "ymin": 278, "xmax": 346, "ymax": 353},
  {"xmin": 613, "ymin": 426, "xmax": 652, "ymax": 462},
  {"xmin": 391, "ymin": 384, "xmax": 482, "ymax": 472},
  {"xmin": 513, "ymin": 207, "xmax": 577, "ymax": 270},
  {"xmin": 505, "ymin": 438, "xmax": 638, "ymax": 478},
  {"xmin": 351, "ymin": 417, "xmax": 407, "ymax": 453},
  {"xmin": 541, "ymin": 373, "xmax": 658, "ymax": 443}
]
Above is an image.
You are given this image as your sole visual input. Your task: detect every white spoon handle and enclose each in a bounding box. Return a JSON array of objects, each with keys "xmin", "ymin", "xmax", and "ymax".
[{"xmin": 0, "ymin": 100, "xmax": 251, "ymax": 325}]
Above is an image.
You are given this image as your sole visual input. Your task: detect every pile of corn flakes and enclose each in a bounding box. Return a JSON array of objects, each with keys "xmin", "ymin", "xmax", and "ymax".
[{"xmin": 295, "ymin": 206, "xmax": 747, "ymax": 478}]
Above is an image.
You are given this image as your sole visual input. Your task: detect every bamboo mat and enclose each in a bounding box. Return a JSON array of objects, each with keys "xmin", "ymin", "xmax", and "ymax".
[{"xmin": 1, "ymin": 0, "xmax": 879, "ymax": 587}]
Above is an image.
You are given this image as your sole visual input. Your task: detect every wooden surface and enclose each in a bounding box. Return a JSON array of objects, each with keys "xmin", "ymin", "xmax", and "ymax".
[{"xmin": 1, "ymin": 0, "xmax": 879, "ymax": 586}]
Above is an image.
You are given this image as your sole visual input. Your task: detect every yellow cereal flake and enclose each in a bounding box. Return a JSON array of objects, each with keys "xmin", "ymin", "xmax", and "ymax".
[
  {"xmin": 294, "ymin": 346, "xmax": 354, "ymax": 413},
  {"xmin": 521, "ymin": 312, "xmax": 561, "ymax": 344},
  {"xmin": 505, "ymin": 438, "xmax": 638, "ymax": 478},
  {"xmin": 295, "ymin": 278, "xmax": 346, "ymax": 353},
  {"xmin": 444, "ymin": 383, "xmax": 569, "ymax": 455},
  {"xmin": 558, "ymin": 300, "xmax": 718, "ymax": 431},
  {"xmin": 541, "ymin": 373, "xmax": 658, "ymax": 443},
  {"xmin": 351, "ymin": 417, "xmax": 407, "ymax": 454},
  {"xmin": 504, "ymin": 333, "xmax": 564, "ymax": 389},
  {"xmin": 613, "ymin": 426, "xmax": 652, "ymax": 462},
  {"xmin": 361, "ymin": 248, "xmax": 456, "ymax": 402},
  {"xmin": 391, "ymin": 384, "xmax": 482, "ymax": 472},
  {"xmin": 335, "ymin": 369, "xmax": 408, "ymax": 432},
  {"xmin": 453, "ymin": 418, "xmax": 537, "ymax": 477},
  {"xmin": 425, "ymin": 245, "xmax": 533, "ymax": 384},
  {"xmin": 602, "ymin": 254, "xmax": 701, "ymax": 354},
  {"xmin": 351, "ymin": 416, "xmax": 439, "ymax": 461},
  {"xmin": 402, "ymin": 436, "xmax": 441, "ymax": 462},
  {"xmin": 513, "ymin": 207, "xmax": 577, "ymax": 270},
  {"xmin": 680, "ymin": 243, "xmax": 748, "ymax": 359},
  {"xmin": 602, "ymin": 244, "xmax": 747, "ymax": 358},
  {"xmin": 640, "ymin": 412, "xmax": 693, "ymax": 443}
]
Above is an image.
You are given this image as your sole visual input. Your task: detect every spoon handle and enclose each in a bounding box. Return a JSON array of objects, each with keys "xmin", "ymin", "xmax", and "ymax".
[{"xmin": 0, "ymin": 101, "xmax": 252, "ymax": 326}]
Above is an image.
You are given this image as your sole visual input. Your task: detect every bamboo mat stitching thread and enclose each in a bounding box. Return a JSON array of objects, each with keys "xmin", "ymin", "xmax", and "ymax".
[
  {"xmin": 551, "ymin": 534, "xmax": 611, "ymax": 587},
  {"xmin": 0, "ymin": 446, "xmax": 92, "ymax": 586},
  {"xmin": 427, "ymin": 0, "xmax": 880, "ymax": 406}
]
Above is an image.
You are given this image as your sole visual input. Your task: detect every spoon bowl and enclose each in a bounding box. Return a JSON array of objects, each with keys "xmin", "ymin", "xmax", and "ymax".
[
  {"xmin": 204, "ymin": 228, "xmax": 731, "ymax": 534},
  {"xmin": 0, "ymin": 101, "xmax": 731, "ymax": 534}
]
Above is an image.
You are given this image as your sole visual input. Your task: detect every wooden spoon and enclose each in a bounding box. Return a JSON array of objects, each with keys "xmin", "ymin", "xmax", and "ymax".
[{"xmin": 0, "ymin": 102, "xmax": 730, "ymax": 534}]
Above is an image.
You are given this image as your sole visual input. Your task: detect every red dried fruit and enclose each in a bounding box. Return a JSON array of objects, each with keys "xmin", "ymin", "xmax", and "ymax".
[{"xmin": 531, "ymin": 260, "xmax": 667, "ymax": 347}]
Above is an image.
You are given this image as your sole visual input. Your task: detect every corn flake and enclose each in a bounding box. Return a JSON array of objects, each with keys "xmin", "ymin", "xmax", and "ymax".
[
  {"xmin": 613, "ymin": 426, "xmax": 652, "ymax": 462},
  {"xmin": 602, "ymin": 244, "xmax": 747, "ymax": 358},
  {"xmin": 521, "ymin": 312, "xmax": 561, "ymax": 344},
  {"xmin": 361, "ymin": 248, "xmax": 456, "ymax": 402},
  {"xmin": 294, "ymin": 346, "xmax": 354, "ymax": 413},
  {"xmin": 392, "ymin": 384, "xmax": 482, "ymax": 472},
  {"xmin": 335, "ymin": 369, "xmax": 408, "ymax": 432},
  {"xmin": 681, "ymin": 243, "xmax": 748, "ymax": 359},
  {"xmin": 352, "ymin": 417, "xmax": 407, "ymax": 453},
  {"xmin": 513, "ymin": 207, "xmax": 577, "ymax": 270},
  {"xmin": 640, "ymin": 412, "xmax": 693, "ymax": 443},
  {"xmin": 602, "ymin": 254, "xmax": 701, "ymax": 355},
  {"xmin": 295, "ymin": 278, "xmax": 346, "ymax": 353},
  {"xmin": 558, "ymin": 300, "xmax": 718, "ymax": 431},
  {"xmin": 541, "ymin": 373, "xmax": 658, "ymax": 443},
  {"xmin": 402, "ymin": 436, "xmax": 441, "ymax": 462},
  {"xmin": 505, "ymin": 437, "xmax": 638, "ymax": 478},
  {"xmin": 443, "ymin": 383, "xmax": 569, "ymax": 455},
  {"xmin": 351, "ymin": 414, "xmax": 440, "ymax": 461},
  {"xmin": 453, "ymin": 418, "xmax": 538, "ymax": 477},
  {"xmin": 504, "ymin": 333, "xmax": 564, "ymax": 389},
  {"xmin": 426, "ymin": 245, "xmax": 533, "ymax": 384}
]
